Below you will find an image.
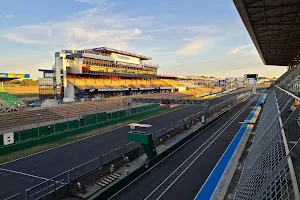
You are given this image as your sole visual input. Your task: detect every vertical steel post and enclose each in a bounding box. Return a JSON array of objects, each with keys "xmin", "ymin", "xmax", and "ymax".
[
  {"xmin": 78, "ymin": 110, "xmax": 81, "ymax": 128},
  {"xmin": 67, "ymin": 112, "xmax": 69, "ymax": 130},
  {"xmin": 68, "ymin": 170, "xmax": 71, "ymax": 185},
  {"xmin": 54, "ymin": 113, "xmax": 56, "ymax": 133},
  {"xmin": 18, "ymin": 119, "xmax": 20, "ymax": 142},
  {"xmin": 25, "ymin": 189, "xmax": 29, "ymax": 200},
  {"xmin": 96, "ymin": 108, "xmax": 99, "ymax": 123},
  {"xmin": 37, "ymin": 116, "xmax": 40, "ymax": 138},
  {"xmin": 84, "ymin": 110, "xmax": 86, "ymax": 126}
]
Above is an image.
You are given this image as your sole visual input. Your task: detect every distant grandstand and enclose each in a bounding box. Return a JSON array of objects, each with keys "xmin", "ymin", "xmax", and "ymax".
[
  {"xmin": 0, "ymin": 73, "xmax": 30, "ymax": 109},
  {"xmin": 38, "ymin": 47, "xmax": 191, "ymax": 102},
  {"xmin": 38, "ymin": 47, "xmax": 246, "ymax": 103}
]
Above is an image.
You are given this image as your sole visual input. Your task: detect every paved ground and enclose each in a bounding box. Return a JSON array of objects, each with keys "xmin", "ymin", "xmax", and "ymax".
[
  {"xmin": 0, "ymin": 93, "xmax": 239, "ymax": 199},
  {"xmin": 109, "ymin": 95, "xmax": 260, "ymax": 200}
]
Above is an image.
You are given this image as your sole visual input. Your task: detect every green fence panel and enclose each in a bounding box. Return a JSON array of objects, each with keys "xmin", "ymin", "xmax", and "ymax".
[
  {"xmin": 39, "ymin": 124, "xmax": 54, "ymax": 136},
  {"xmin": 0, "ymin": 135, "xmax": 3, "ymax": 146},
  {"xmin": 132, "ymin": 107, "xmax": 138, "ymax": 114},
  {"xmin": 80, "ymin": 118, "xmax": 86, "ymax": 127},
  {"xmin": 85, "ymin": 114, "xmax": 97, "ymax": 126},
  {"xmin": 20, "ymin": 128, "xmax": 38, "ymax": 141},
  {"xmin": 118, "ymin": 110, "xmax": 126, "ymax": 118},
  {"xmin": 55, "ymin": 122, "xmax": 68, "ymax": 132},
  {"xmin": 69, "ymin": 120, "xmax": 80, "ymax": 130},
  {"xmin": 111, "ymin": 111, "xmax": 119, "ymax": 119},
  {"xmin": 97, "ymin": 112, "xmax": 107, "ymax": 122},
  {"xmin": 13, "ymin": 132, "xmax": 19, "ymax": 143}
]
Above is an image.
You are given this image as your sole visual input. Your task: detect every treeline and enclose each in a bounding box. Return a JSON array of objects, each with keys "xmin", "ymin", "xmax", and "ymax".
[{"xmin": 4, "ymin": 79, "xmax": 38, "ymax": 86}]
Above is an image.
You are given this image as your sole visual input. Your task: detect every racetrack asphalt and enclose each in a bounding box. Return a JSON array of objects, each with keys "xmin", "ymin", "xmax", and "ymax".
[
  {"xmin": 0, "ymin": 93, "xmax": 243, "ymax": 199},
  {"xmin": 109, "ymin": 94, "xmax": 260, "ymax": 200}
]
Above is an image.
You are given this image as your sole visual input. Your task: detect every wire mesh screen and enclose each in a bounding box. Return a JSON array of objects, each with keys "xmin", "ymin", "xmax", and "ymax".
[{"xmin": 233, "ymin": 87, "xmax": 300, "ymax": 200}]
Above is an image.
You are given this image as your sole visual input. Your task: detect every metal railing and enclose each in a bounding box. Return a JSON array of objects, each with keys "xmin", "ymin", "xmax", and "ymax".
[{"xmin": 233, "ymin": 87, "xmax": 300, "ymax": 200}]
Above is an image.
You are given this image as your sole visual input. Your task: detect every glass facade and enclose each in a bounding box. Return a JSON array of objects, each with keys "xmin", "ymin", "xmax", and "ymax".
[{"xmin": 38, "ymin": 78, "xmax": 54, "ymax": 99}]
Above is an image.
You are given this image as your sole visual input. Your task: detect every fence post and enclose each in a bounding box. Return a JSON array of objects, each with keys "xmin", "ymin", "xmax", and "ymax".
[
  {"xmin": 37, "ymin": 115, "xmax": 40, "ymax": 138},
  {"xmin": 54, "ymin": 113, "xmax": 56, "ymax": 133},
  {"xmin": 25, "ymin": 189, "xmax": 29, "ymax": 200},
  {"xmin": 18, "ymin": 119, "xmax": 21, "ymax": 142},
  {"xmin": 96, "ymin": 108, "xmax": 99, "ymax": 123},
  {"xmin": 78, "ymin": 110, "xmax": 81, "ymax": 128},
  {"xmin": 84, "ymin": 110, "xmax": 87, "ymax": 126},
  {"xmin": 67, "ymin": 111, "xmax": 69, "ymax": 130},
  {"xmin": 68, "ymin": 170, "xmax": 72, "ymax": 186}
]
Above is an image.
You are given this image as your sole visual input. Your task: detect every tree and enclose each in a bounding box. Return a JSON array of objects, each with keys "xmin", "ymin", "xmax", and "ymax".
[{"xmin": 20, "ymin": 79, "xmax": 38, "ymax": 86}]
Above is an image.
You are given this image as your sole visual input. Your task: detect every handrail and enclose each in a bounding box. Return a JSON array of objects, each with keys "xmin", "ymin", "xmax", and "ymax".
[{"xmin": 275, "ymin": 85, "xmax": 300, "ymax": 100}]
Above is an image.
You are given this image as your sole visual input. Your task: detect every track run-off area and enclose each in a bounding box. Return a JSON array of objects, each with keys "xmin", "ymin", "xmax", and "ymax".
[
  {"xmin": 0, "ymin": 93, "xmax": 241, "ymax": 199},
  {"xmin": 109, "ymin": 94, "xmax": 262, "ymax": 200}
]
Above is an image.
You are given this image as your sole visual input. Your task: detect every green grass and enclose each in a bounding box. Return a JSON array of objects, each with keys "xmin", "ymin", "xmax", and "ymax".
[{"xmin": 0, "ymin": 105, "xmax": 184, "ymax": 164}]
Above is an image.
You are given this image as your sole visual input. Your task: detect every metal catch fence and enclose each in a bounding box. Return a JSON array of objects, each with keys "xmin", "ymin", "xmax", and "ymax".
[{"xmin": 233, "ymin": 87, "xmax": 300, "ymax": 200}]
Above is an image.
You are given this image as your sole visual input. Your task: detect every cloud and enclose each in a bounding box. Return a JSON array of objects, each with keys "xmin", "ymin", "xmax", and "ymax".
[
  {"xmin": 1, "ymin": 8, "xmax": 147, "ymax": 50},
  {"xmin": 5, "ymin": 14, "xmax": 14, "ymax": 19},
  {"xmin": 183, "ymin": 26, "xmax": 217, "ymax": 34},
  {"xmin": 147, "ymin": 25, "xmax": 216, "ymax": 35},
  {"xmin": 1, "ymin": 24, "xmax": 53, "ymax": 45},
  {"xmin": 228, "ymin": 44, "xmax": 253, "ymax": 54},
  {"xmin": 74, "ymin": 0, "xmax": 116, "ymax": 11},
  {"xmin": 176, "ymin": 38, "xmax": 212, "ymax": 56}
]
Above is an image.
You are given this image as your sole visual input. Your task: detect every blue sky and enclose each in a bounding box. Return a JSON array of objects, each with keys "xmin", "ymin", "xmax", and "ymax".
[{"xmin": 0, "ymin": 0, "xmax": 286, "ymax": 79}]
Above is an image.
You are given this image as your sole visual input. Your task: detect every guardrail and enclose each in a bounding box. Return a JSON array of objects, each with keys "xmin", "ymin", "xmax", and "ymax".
[{"xmin": 15, "ymin": 93, "xmax": 248, "ymax": 200}]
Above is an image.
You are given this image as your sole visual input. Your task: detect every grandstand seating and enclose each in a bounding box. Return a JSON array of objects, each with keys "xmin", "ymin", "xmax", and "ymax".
[
  {"xmin": 150, "ymin": 80, "xmax": 170, "ymax": 87},
  {"xmin": 276, "ymin": 65, "xmax": 300, "ymax": 96},
  {"xmin": 161, "ymin": 79, "xmax": 183, "ymax": 87},
  {"xmin": 0, "ymin": 89, "xmax": 23, "ymax": 108},
  {"xmin": 181, "ymin": 88, "xmax": 221, "ymax": 98},
  {"xmin": 67, "ymin": 76, "xmax": 177, "ymax": 90}
]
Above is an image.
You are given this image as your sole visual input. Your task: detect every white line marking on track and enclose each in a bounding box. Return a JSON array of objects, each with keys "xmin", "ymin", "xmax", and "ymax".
[
  {"xmin": 0, "ymin": 167, "xmax": 51, "ymax": 181},
  {"xmin": 3, "ymin": 192, "xmax": 20, "ymax": 200},
  {"xmin": 149, "ymin": 96, "xmax": 258, "ymax": 200},
  {"xmin": 108, "ymin": 95, "xmax": 255, "ymax": 200}
]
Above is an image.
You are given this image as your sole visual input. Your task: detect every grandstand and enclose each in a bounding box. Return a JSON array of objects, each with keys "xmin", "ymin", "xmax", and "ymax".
[
  {"xmin": 38, "ymin": 47, "xmax": 237, "ymax": 102},
  {"xmin": 0, "ymin": 73, "xmax": 30, "ymax": 109},
  {"xmin": 38, "ymin": 47, "xmax": 184, "ymax": 102}
]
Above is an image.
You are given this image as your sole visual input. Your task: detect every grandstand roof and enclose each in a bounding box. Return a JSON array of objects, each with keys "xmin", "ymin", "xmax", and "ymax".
[
  {"xmin": 157, "ymin": 75, "xmax": 179, "ymax": 79},
  {"xmin": 0, "ymin": 73, "xmax": 30, "ymax": 82},
  {"xmin": 84, "ymin": 47, "xmax": 152, "ymax": 60},
  {"xmin": 233, "ymin": 0, "xmax": 300, "ymax": 66},
  {"xmin": 66, "ymin": 53, "xmax": 114, "ymax": 61}
]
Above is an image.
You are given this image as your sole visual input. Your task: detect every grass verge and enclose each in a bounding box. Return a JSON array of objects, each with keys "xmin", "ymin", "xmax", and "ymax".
[{"xmin": 0, "ymin": 105, "xmax": 184, "ymax": 164}]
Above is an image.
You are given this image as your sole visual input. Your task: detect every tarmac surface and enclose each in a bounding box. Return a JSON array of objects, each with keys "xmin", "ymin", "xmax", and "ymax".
[
  {"xmin": 109, "ymin": 95, "xmax": 260, "ymax": 200},
  {"xmin": 0, "ymin": 93, "xmax": 243, "ymax": 199}
]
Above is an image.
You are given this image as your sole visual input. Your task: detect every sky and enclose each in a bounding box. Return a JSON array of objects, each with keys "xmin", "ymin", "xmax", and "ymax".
[{"xmin": 0, "ymin": 0, "xmax": 287, "ymax": 79}]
